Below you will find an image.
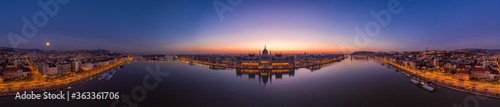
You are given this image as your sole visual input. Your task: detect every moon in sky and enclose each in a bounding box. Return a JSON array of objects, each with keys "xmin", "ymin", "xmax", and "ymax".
[{"xmin": 46, "ymin": 42, "xmax": 50, "ymax": 46}]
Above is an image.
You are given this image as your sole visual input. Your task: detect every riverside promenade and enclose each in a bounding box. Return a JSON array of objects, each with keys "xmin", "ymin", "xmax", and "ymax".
[
  {"xmin": 0, "ymin": 58, "xmax": 133, "ymax": 96},
  {"xmin": 376, "ymin": 58, "xmax": 500, "ymax": 99}
]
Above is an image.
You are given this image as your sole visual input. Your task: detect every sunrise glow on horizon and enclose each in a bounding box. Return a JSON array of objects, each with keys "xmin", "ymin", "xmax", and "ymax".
[{"xmin": 1, "ymin": 0, "xmax": 499, "ymax": 54}]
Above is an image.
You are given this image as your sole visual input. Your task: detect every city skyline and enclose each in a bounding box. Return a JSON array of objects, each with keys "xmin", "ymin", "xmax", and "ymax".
[
  {"xmin": 1, "ymin": 1, "xmax": 500, "ymax": 106},
  {"xmin": 1, "ymin": 0, "xmax": 500, "ymax": 54}
]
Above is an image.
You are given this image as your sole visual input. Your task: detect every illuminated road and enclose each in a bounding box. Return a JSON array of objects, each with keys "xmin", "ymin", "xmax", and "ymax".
[
  {"xmin": 25, "ymin": 56, "xmax": 43, "ymax": 81},
  {"xmin": 496, "ymin": 54, "xmax": 499, "ymax": 71},
  {"xmin": 0, "ymin": 57, "xmax": 133, "ymax": 95},
  {"xmin": 496, "ymin": 55, "xmax": 500, "ymax": 83},
  {"xmin": 376, "ymin": 58, "xmax": 500, "ymax": 98}
]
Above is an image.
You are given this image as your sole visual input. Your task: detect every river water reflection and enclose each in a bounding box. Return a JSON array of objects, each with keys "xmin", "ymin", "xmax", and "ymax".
[{"xmin": 1, "ymin": 58, "xmax": 499, "ymax": 107}]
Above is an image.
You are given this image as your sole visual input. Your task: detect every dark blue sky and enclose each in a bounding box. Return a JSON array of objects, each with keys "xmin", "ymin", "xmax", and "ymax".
[{"xmin": 1, "ymin": 0, "xmax": 499, "ymax": 54}]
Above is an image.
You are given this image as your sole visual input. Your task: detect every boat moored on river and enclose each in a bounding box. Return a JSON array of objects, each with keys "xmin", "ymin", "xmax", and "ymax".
[{"xmin": 410, "ymin": 79, "xmax": 435, "ymax": 92}]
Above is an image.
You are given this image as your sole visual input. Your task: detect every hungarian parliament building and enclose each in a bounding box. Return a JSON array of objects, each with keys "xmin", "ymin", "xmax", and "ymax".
[{"xmin": 177, "ymin": 46, "xmax": 345, "ymax": 70}]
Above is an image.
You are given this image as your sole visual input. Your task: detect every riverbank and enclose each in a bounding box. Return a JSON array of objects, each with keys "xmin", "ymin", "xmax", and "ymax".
[
  {"xmin": 182, "ymin": 57, "xmax": 345, "ymax": 70},
  {"xmin": 376, "ymin": 58, "xmax": 500, "ymax": 99},
  {"xmin": 0, "ymin": 58, "xmax": 132, "ymax": 96}
]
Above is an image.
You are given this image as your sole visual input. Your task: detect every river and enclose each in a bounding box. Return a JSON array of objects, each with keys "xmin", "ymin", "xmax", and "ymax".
[{"xmin": 1, "ymin": 59, "xmax": 499, "ymax": 107}]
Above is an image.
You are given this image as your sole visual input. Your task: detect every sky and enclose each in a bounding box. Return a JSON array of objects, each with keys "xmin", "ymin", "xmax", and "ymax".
[{"xmin": 0, "ymin": 0, "xmax": 499, "ymax": 54}]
